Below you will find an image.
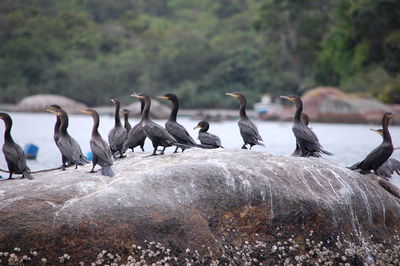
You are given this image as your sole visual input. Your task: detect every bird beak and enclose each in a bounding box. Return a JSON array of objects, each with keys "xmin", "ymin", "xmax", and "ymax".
[
  {"xmin": 80, "ymin": 110, "xmax": 91, "ymax": 115},
  {"xmin": 48, "ymin": 109, "xmax": 60, "ymax": 115},
  {"xmin": 111, "ymin": 99, "xmax": 116, "ymax": 103},
  {"xmin": 389, "ymin": 113, "xmax": 395, "ymax": 119},
  {"xmin": 369, "ymin": 129, "xmax": 383, "ymax": 136},
  {"xmin": 280, "ymin": 95, "xmax": 295, "ymax": 102},
  {"xmin": 130, "ymin": 93, "xmax": 143, "ymax": 99},
  {"xmin": 157, "ymin": 95, "xmax": 169, "ymax": 100},
  {"xmin": 225, "ymin": 92, "xmax": 237, "ymax": 98},
  {"xmin": 193, "ymin": 125, "xmax": 200, "ymax": 130}
]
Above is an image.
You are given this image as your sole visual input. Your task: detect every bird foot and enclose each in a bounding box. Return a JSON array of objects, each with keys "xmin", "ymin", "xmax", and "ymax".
[
  {"xmin": 89, "ymin": 170, "xmax": 97, "ymax": 173},
  {"xmin": 118, "ymin": 155, "xmax": 127, "ymax": 159}
]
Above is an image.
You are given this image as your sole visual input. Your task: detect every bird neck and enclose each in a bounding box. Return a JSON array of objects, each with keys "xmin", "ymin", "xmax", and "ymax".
[
  {"xmin": 294, "ymin": 99, "xmax": 303, "ymax": 122},
  {"xmin": 239, "ymin": 98, "xmax": 247, "ymax": 119},
  {"xmin": 142, "ymin": 99, "xmax": 151, "ymax": 121},
  {"xmin": 92, "ymin": 114, "xmax": 100, "ymax": 137},
  {"xmin": 114, "ymin": 101, "xmax": 122, "ymax": 126},
  {"xmin": 140, "ymin": 100, "xmax": 145, "ymax": 115},
  {"xmin": 3, "ymin": 118, "xmax": 14, "ymax": 143},
  {"xmin": 123, "ymin": 113, "xmax": 130, "ymax": 125},
  {"xmin": 54, "ymin": 116, "xmax": 61, "ymax": 136},
  {"xmin": 199, "ymin": 124, "xmax": 209, "ymax": 133},
  {"xmin": 59, "ymin": 114, "xmax": 69, "ymax": 135},
  {"xmin": 169, "ymin": 99, "xmax": 179, "ymax": 122},
  {"xmin": 382, "ymin": 116, "xmax": 392, "ymax": 143}
]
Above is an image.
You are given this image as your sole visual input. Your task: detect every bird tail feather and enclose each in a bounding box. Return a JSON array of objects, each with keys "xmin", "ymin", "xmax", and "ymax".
[
  {"xmin": 256, "ymin": 141, "xmax": 265, "ymax": 147},
  {"xmin": 101, "ymin": 165, "xmax": 114, "ymax": 177},
  {"xmin": 320, "ymin": 149, "xmax": 333, "ymax": 156},
  {"xmin": 23, "ymin": 170, "xmax": 34, "ymax": 180},
  {"xmin": 193, "ymin": 143, "xmax": 215, "ymax": 149}
]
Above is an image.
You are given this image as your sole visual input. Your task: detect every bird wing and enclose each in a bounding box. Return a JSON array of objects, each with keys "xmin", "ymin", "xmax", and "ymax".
[
  {"xmin": 90, "ymin": 138, "xmax": 113, "ymax": 166},
  {"xmin": 108, "ymin": 126, "xmax": 127, "ymax": 150},
  {"xmin": 199, "ymin": 132, "xmax": 221, "ymax": 147},
  {"xmin": 58, "ymin": 136, "xmax": 84, "ymax": 162},
  {"xmin": 125, "ymin": 122, "xmax": 146, "ymax": 145},
  {"xmin": 238, "ymin": 119, "xmax": 263, "ymax": 142},
  {"xmin": 292, "ymin": 123, "xmax": 320, "ymax": 146},
  {"xmin": 377, "ymin": 158, "xmax": 400, "ymax": 178},
  {"xmin": 144, "ymin": 121, "xmax": 176, "ymax": 142},
  {"xmin": 166, "ymin": 121, "xmax": 196, "ymax": 144},
  {"xmin": 3, "ymin": 143, "xmax": 29, "ymax": 172},
  {"xmin": 388, "ymin": 158, "xmax": 400, "ymax": 175}
]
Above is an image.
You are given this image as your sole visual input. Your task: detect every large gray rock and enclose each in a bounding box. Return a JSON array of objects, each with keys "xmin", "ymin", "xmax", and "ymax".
[{"xmin": 0, "ymin": 149, "xmax": 399, "ymax": 264}]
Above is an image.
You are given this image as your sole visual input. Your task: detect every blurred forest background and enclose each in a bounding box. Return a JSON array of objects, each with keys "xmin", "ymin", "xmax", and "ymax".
[{"xmin": 0, "ymin": 0, "xmax": 399, "ymax": 108}]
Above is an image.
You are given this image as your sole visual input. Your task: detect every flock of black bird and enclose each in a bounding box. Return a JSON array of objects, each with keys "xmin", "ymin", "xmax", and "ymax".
[{"xmin": 0, "ymin": 92, "xmax": 399, "ymax": 181}]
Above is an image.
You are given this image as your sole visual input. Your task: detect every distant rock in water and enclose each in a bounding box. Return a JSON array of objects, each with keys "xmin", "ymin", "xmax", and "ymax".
[
  {"xmin": 291, "ymin": 87, "xmax": 393, "ymax": 124},
  {"xmin": 0, "ymin": 149, "xmax": 400, "ymax": 264},
  {"xmin": 15, "ymin": 94, "xmax": 87, "ymax": 113}
]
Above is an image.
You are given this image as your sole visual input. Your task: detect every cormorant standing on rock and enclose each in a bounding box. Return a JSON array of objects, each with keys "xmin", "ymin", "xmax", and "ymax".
[
  {"xmin": 0, "ymin": 112, "xmax": 32, "ymax": 179},
  {"xmin": 281, "ymin": 95, "xmax": 332, "ymax": 157},
  {"xmin": 81, "ymin": 109, "xmax": 114, "ymax": 177},
  {"xmin": 46, "ymin": 106, "xmax": 89, "ymax": 169},
  {"xmin": 292, "ymin": 113, "xmax": 321, "ymax": 157},
  {"xmin": 122, "ymin": 98, "xmax": 146, "ymax": 152},
  {"xmin": 226, "ymin": 92, "xmax": 263, "ymax": 149},
  {"xmin": 158, "ymin": 93, "xmax": 197, "ymax": 153},
  {"xmin": 130, "ymin": 93, "xmax": 189, "ymax": 155},
  {"xmin": 349, "ymin": 112, "xmax": 395, "ymax": 174},
  {"xmin": 47, "ymin": 104, "xmax": 71, "ymax": 166},
  {"xmin": 121, "ymin": 109, "xmax": 132, "ymax": 132},
  {"xmin": 194, "ymin": 120, "xmax": 223, "ymax": 148},
  {"xmin": 371, "ymin": 129, "xmax": 400, "ymax": 179},
  {"xmin": 108, "ymin": 98, "xmax": 127, "ymax": 158}
]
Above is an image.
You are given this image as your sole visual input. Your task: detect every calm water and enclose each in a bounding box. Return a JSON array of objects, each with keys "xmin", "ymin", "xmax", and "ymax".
[{"xmin": 1, "ymin": 112, "xmax": 399, "ymax": 187}]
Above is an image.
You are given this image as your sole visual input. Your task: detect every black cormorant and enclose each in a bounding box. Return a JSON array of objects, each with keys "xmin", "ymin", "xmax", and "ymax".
[
  {"xmin": 47, "ymin": 104, "xmax": 72, "ymax": 166},
  {"xmin": 292, "ymin": 113, "xmax": 317, "ymax": 157},
  {"xmin": 226, "ymin": 92, "xmax": 263, "ymax": 149},
  {"xmin": 371, "ymin": 129, "xmax": 400, "ymax": 179},
  {"xmin": 122, "ymin": 98, "xmax": 146, "ymax": 152},
  {"xmin": 130, "ymin": 93, "xmax": 188, "ymax": 155},
  {"xmin": 46, "ymin": 107, "xmax": 89, "ymax": 169},
  {"xmin": 158, "ymin": 93, "xmax": 197, "ymax": 153},
  {"xmin": 0, "ymin": 113, "xmax": 32, "ymax": 179},
  {"xmin": 121, "ymin": 109, "xmax": 132, "ymax": 132},
  {"xmin": 281, "ymin": 95, "xmax": 332, "ymax": 157},
  {"xmin": 194, "ymin": 120, "xmax": 223, "ymax": 148},
  {"xmin": 108, "ymin": 98, "xmax": 127, "ymax": 158},
  {"xmin": 349, "ymin": 113, "xmax": 395, "ymax": 174},
  {"xmin": 81, "ymin": 109, "xmax": 114, "ymax": 177}
]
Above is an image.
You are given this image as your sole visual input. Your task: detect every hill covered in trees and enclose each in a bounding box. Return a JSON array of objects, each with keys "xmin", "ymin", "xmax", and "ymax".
[{"xmin": 0, "ymin": 0, "xmax": 399, "ymax": 108}]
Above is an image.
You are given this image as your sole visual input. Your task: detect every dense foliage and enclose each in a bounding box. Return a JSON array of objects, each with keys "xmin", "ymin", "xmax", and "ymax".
[{"xmin": 0, "ymin": 0, "xmax": 399, "ymax": 107}]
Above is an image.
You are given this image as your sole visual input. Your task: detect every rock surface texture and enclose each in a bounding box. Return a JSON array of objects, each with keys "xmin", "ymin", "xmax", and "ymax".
[{"xmin": 0, "ymin": 149, "xmax": 400, "ymax": 264}]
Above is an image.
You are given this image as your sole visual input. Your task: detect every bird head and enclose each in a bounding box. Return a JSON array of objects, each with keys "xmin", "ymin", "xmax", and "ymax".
[
  {"xmin": 121, "ymin": 109, "xmax": 129, "ymax": 115},
  {"xmin": 280, "ymin": 95, "xmax": 298, "ymax": 102}
]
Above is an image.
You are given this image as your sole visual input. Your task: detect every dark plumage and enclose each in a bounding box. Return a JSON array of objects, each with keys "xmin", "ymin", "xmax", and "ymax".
[
  {"xmin": 122, "ymin": 98, "xmax": 146, "ymax": 152},
  {"xmin": 226, "ymin": 92, "xmax": 263, "ymax": 149},
  {"xmin": 108, "ymin": 98, "xmax": 128, "ymax": 158},
  {"xmin": 349, "ymin": 114, "xmax": 395, "ymax": 175},
  {"xmin": 46, "ymin": 107, "xmax": 89, "ymax": 169},
  {"xmin": 130, "ymin": 93, "xmax": 189, "ymax": 155},
  {"xmin": 377, "ymin": 158, "xmax": 400, "ymax": 180},
  {"xmin": 158, "ymin": 93, "xmax": 197, "ymax": 153},
  {"xmin": 47, "ymin": 104, "xmax": 71, "ymax": 166},
  {"xmin": 81, "ymin": 109, "xmax": 114, "ymax": 177},
  {"xmin": 121, "ymin": 109, "xmax": 132, "ymax": 132},
  {"xmin": 291, "ymin": 113, "xmax": 321, "ymax": 157},
  {"xmin": 0, "ymin": 113, "xmax": 32, "ymax": 179},
  {"xmin": 194, "ymin": 120, "xmax": 223, "ymax": 148},
  {"xmin": 281, "ymin": 95, "xmax": 332, "ymax": 157}
]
